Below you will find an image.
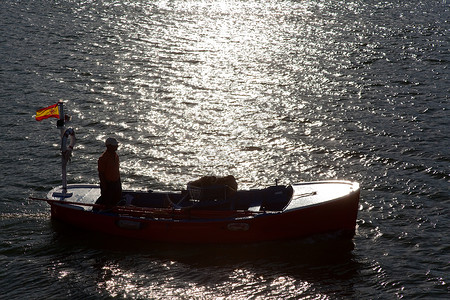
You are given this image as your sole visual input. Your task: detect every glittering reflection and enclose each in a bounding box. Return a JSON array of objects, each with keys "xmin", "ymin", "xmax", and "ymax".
[
  {"xmin": 97, "ymin": 262, "xmax": 138, "ymax": 298},
  {"xmin": 88, "ymin": 257, "xmax": 331, "ymax": 299},
  {"xmin": 67, "ymin": 0, "xmax": 373, "ymax": 190},
  {"xmin": 40, "ymin": 229, "xmax": 357, "ymax": 299}
]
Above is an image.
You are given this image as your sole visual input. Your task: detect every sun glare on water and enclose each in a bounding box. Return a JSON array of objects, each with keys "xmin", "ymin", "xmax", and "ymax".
[{"xmin": 72, "ymin": 0, "xmax": 345, "ymax": 191}]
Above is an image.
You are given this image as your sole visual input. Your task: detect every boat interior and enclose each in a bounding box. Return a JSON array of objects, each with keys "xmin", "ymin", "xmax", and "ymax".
[{"xmin": 123, "ymin": 185, "xmax": 294, "ymax": 212}]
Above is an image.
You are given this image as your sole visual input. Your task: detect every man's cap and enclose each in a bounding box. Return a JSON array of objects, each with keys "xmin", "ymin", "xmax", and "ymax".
[{"xmin": 105, "ymin": 137, "xmax": 119, "ymax": 146}]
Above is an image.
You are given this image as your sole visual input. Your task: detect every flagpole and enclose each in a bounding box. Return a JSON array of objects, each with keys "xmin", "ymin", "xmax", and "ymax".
[
  {"xmin": 57, "ymin": 100, "xmax": 68, "ymax": 193},
  {"xmin": 36, "ymin": 100, "xmax": 75, "ymax": 198}
]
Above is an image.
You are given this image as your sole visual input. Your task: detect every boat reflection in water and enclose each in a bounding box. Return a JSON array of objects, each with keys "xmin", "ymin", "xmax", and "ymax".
[{"xmin": 49, "ymin": 219, "xmax": 359, "ymax": 299}]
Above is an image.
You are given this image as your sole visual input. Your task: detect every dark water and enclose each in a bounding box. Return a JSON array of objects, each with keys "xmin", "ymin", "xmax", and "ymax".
[{"xmin": 1, "ymin": 0, "xmax": 449, "ymax": 298}]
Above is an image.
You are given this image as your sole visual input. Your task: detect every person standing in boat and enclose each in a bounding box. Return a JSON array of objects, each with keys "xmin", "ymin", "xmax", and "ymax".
[{"xmin": 97, "ymin": 137, "xmax": 122, "ymax": 208}]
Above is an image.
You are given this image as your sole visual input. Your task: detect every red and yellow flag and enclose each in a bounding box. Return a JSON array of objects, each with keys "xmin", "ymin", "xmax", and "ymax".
[{"xmin": 35, "ymin": 103, "xmax": 59, "ymax": 121}]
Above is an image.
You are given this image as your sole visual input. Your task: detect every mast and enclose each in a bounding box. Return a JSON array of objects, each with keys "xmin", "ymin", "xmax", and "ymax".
[
  {"xmin": 57, "ymin": 100, "xmax": 67, "ymax": 192},
  {"xmin": 55, "ymin": 100, "xmax": 75, "ymax": 197}
]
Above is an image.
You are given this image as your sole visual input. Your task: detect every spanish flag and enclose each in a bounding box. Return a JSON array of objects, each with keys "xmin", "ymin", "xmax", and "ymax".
[{"xmin": 35, "ymin": 103, "xmax": 60, "ymax": 121}]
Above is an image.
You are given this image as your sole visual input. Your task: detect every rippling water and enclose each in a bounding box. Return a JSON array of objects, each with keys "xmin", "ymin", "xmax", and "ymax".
[{"xmin": 1, "ymin": 0, "xmax": 449, "ymax": 299}]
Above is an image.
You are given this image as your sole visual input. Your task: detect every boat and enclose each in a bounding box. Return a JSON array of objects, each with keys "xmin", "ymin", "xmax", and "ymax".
[
  {"xmin": 31, "ymin": 101, "xmax": 360, "ymax": 244},
  {"xmin": 40, "ymin": 180, "xmax": 360, "ymax": 244}
]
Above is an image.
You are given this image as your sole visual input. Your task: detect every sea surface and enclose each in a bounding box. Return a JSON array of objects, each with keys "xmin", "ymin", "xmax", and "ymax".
[{"xmin": 0, "ymin": 0, "xmax": 449, "ymax": 299}]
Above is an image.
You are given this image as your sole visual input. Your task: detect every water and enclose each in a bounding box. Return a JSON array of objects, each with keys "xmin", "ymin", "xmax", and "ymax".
[{"xmin": 0, "ymin": 0, "xmax": 448, "ymax": 298}]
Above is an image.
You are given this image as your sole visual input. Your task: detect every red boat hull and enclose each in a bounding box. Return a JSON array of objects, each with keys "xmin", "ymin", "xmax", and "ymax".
[{"xmin": 49, "ymin": 186, "xmax": 359, "ymax": 243}]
